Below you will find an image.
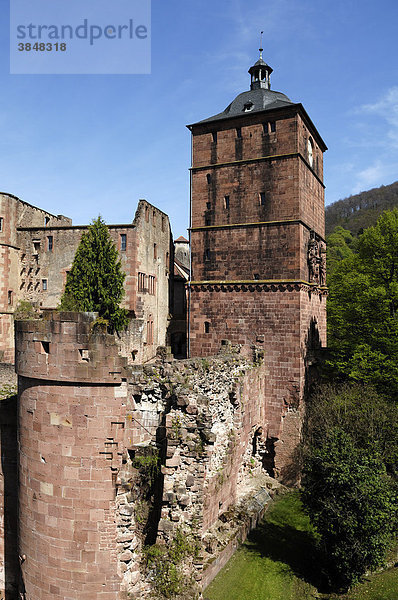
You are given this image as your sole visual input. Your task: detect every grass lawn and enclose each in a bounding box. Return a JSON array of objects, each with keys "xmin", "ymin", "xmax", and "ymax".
[
  {"xmin": 204, "ymin": 492, "xmax": 398, "ymax": 600},
  {"xmin": 328, "ymin": 568, "xmax": 398, "ymax": 600}
]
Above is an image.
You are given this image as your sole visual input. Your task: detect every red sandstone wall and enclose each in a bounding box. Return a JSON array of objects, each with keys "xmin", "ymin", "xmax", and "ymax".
[
  {"xmin": 189, "ymin": 284, "xmax": 301, "ymax": 432},
  {"xmin": 191, "ymin": 113, "xmax": 298, "ymax": 168},
  {"xmin": 0, "ymin": 193, "xmax": 71, "ymax": 362},
  {"xmin": 191, "ymin": 156, "xmax": 301, "ymax": 229},
  {"xmin": 15, "ymin": 313, "xmax": 129, "ymax": 600},
  {"xmin": 189, "ymin": 283, "xmax": 326, "ymax": 480},
  {"xmin": 191, "ymin": 223, "xmax": 302, "ymax": 282}
]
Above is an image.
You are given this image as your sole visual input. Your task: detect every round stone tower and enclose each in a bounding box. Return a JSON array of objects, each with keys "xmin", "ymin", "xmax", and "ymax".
[{"xmin": 15, "ymin": 312, "xmax": 128, "ymax": 599}]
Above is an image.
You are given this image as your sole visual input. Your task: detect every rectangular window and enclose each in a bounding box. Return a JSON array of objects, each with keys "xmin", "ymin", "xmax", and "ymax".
[
  {"xmin": 148, "ymin": 275, "xmax": 156, "ymax": 295},
  {"xmin": 270, "ymin": 121, "xmax": 276, "ymax": 133},
  {"xmin": 204, "ymin": 321, "xmax": 210, "ymax": 334},
  {"xmin": 44, "ymin": 216, "xmax": 50, "ymax": 226},
  {"xmin": 236, "ymin": 127, "xmax": 242, "ymax": 139},
  {"xmin": 33, "ymin": 240, "xmax": 41, "ymax": 254},
  {"xmin": 138, "ymin": 272, "xmax": 146, "ymax": 292},
  {"xmin": 120, "ymin": 234, "xmax": 127, "ymax": 252},
  {"xmin": 154, "ymin": 243, "xmax": 157, "ymax": 260},
  {"xmin": 206, "ymin": 174, "xmax": 211, "ymax": 184},
  {"xmin": 42, "ymin": 279, "xmax": 48, "ymax": 291},
  {"xmin": 224, "ymin": 195, "xmax": 230, "ymax": 210},
  {"xmin": 7, "ymin": 291, "xmax": 13, "ymax": 305},
  {"xmin": 212, "ymin": 132, "xmax": 217, "ymax": 143},
  {"xmin": 262, "ymin": 122, "xmax": 268, "ymax": 134},
  {"xmin": 0, "ymin": 217, "xmax": 3, "ymax": 232},
  {"xmin": 47, "ymin": 235, "xmax": 53, "ymax": 251},
  {"xmin": 206, "ymin": 201, "xmax": 211, "ymax": 209},
  {"xmin": 259, "ymin": 192, "xmax": 266, "ymax": 206}
]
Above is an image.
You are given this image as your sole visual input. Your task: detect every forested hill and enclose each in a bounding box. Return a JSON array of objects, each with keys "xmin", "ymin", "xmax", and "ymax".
[{"xmin": 325, "ymin": 180, "xmax": 398, "ymax": 235}]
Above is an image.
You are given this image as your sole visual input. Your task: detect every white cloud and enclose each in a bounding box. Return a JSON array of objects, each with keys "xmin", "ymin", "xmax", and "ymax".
[
  {"xmin": 359, "ymin": 86, "xmax": 398, "ymax": 148},
  {"xmin": 351, "ymin": 159, "xmax": 398, "ymax": 195}
]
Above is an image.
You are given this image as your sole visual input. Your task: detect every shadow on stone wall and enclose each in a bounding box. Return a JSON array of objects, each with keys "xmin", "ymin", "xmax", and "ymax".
[
  {"xmin": 304, "ymin": 316, "xmax": 322, "ymax": 398},
  {"xmin": 278, "ymin": 317, "xmax": 323, "ymax": 484},
  {"xmin": 0, "ymin": 394, "xmax": 19, "ymax": 599}
]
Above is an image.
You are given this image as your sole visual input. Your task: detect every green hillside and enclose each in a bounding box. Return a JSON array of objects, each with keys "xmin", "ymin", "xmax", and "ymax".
[{"xmin": 325, "ymin": 181, "xmax": 398, "ymax": 235}]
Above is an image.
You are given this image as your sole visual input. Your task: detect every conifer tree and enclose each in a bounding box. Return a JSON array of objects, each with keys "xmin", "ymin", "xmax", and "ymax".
[{"xmin": 60, "ymin": 216, "xmax": 129, "ymax": 332}]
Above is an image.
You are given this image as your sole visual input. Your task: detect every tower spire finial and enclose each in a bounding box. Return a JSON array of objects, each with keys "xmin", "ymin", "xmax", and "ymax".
[{"xmin": 259, "ymin": 31, "xmax": 264, "ymax": 59}]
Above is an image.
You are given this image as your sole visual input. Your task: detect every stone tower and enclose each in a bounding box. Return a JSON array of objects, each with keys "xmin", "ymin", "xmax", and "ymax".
[
  {"xmin": 187, "ymin": 52, "xmax": 327, "ymax": 471},
  {"xmin": 15, "ymin": 313, "xmax": 129, "ymax": 599}
]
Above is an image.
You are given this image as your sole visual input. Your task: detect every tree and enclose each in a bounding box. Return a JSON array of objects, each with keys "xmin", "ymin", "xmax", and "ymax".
[
  {"xmin": 303, "ymin": 383, "xmax": 398, "ymax": 479},
  {"xmin": 301, "ymin": 427, "xmax": 397, "ymax": 591},
  {"xmin": 327, "ymin": 209, "xmax": 398, "ymax": 395},
  {"xmin": 60, "ymin": 216, "xmax": 129, "ymax": 332},
  {"xmin": 326, "ymin": 225, "xmax": 356, "ymax": 277}
]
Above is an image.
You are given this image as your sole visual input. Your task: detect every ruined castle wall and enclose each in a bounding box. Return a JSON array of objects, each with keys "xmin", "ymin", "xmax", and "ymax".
[
  {"xmin": 0, "ymin": 196, "xmax": 172, "ymax": 364},
  {"xmin": 200, "ymin": 366, "xmax": 267, "ymax": 531},
  {"xmin": 14, "ymin": 313, "xmax": 272, "ymax": 599},
  {"xmin": 133, "ymin": 201, "xmax": 172, "ymax": 364},
  {"xmin": 0, "ymin": 193, "xmax": 69, "ymax": 362},
  {"xmin": 189, "ymin": 284, "xmax": 326, "ymax": 479},
  {"xmin": 0, "ymin": 243, "xmax": 18, "ymax": 363},
  {"xmin": 17, "ymin": 225, "xmax": 139, "ymax": 312}
]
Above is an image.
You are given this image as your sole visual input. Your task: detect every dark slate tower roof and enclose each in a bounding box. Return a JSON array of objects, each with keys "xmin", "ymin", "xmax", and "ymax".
[
  {"xmin": 198, "ymin": 88, "xmax": 294, "ymax": 124},
  {"xmin": 191, "ymin": 48, "xmax": 294, "ymax": 126}
]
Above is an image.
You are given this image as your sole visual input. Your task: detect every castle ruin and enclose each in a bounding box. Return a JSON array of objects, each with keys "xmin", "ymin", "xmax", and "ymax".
[{"xmin": 0, "ymin": 53, "xmax": 327, "ymax": 599}]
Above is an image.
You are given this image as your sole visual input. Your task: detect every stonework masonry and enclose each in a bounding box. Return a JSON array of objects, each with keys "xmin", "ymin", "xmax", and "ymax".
[
  {"xmin": 187, "ymin": 56, "xmax": 327, "ymax": 479},
  {"xmin": 5, "ymin": 312, "xmax": 278, "ymax": 599},
  {"xmin": 0, "ymin": 54, "xmax": 329, "ymax": 599},
  {"xmin": 0, "ymin": 196, "xmax": 172, "ymax": 365}
]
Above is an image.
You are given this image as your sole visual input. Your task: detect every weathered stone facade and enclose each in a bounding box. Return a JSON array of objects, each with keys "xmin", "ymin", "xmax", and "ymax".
[
  {"xmin": 6, "ymin": 313, "xmax": 279, "ymax": 599},
  {"xmin": 187, "ymin": 56, "xmax": 327, "ymax": 478},
  {"xmin": 0, "ymin": 196, "xmax": 172, "ymax": 364},
  {"xmin": 0, "ymin": 193, "xmax": 70, "ymax": 363},
  {"xmin": 0, "ymin": 54, "xmax": 328, "ymax": 599}
]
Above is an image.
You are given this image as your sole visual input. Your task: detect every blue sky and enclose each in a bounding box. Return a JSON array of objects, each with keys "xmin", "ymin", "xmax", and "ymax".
[{"xmin": 1, "ymin": 0, "xmax": 397, "ymax": 237}]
